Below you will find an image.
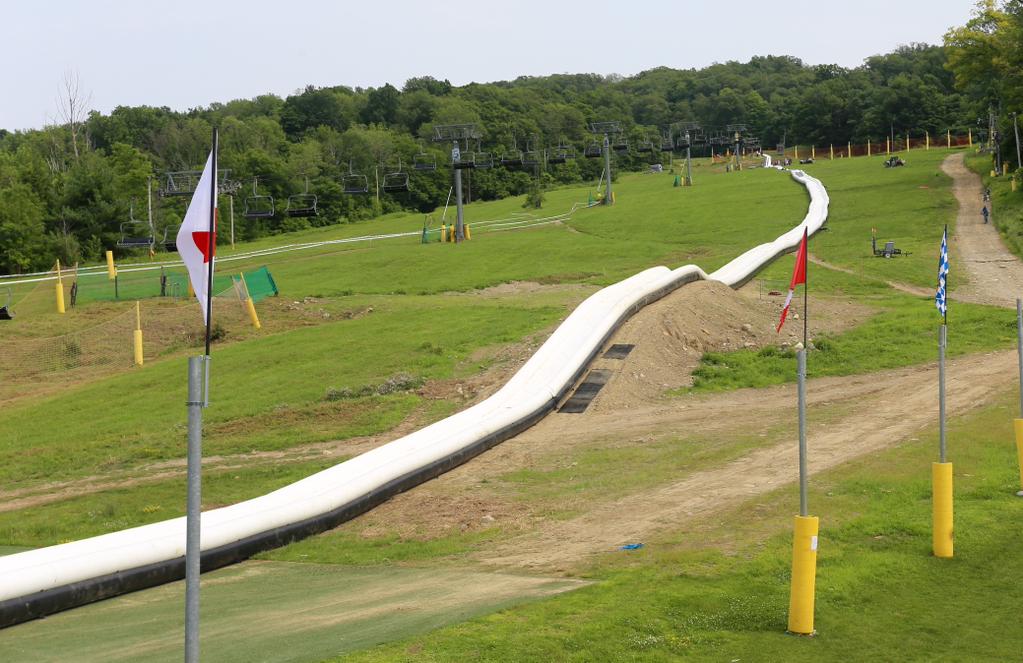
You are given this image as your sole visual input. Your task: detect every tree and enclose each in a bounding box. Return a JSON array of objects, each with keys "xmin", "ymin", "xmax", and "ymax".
[{"xmin": 55, "ymin": 70, "xmax": 92, "ymax": 162}]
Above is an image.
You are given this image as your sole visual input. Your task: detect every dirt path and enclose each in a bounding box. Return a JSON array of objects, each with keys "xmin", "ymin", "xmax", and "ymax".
[
  {"xmin": 476, "ymin": 349, "xmax": 1015, "ymax": 571},
  {"xmin": 943, "ymin": 152, "xmax": 1023, "ymax": 307}
]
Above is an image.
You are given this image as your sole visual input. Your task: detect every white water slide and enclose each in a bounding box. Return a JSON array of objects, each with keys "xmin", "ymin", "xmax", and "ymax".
[{"xmin": 0, "ymin": 168, "xmax": 828, "ymax": 627}]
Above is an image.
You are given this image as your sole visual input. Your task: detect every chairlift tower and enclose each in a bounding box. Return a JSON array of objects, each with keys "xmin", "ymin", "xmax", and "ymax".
[
  {"xmin": 433, "ymin": 123, "xmax": 481, "ymax": 242},
  {"xmin": 589, "ymin": 121, "xmax": 622, "ymax": 205},
  {"xmin": 675, "ymin": 122, "xmax": 700, "ymax": 186},
  {"xmin": 727, "ymin": 124, "xmax": 747, "ymax": 170}
]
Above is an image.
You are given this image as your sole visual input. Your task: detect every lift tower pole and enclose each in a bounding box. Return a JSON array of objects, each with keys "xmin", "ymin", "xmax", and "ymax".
[
  {"xmin": 433, "ymin": 124, "xmax": 481, "ymax": 243},
  {"xmin": 589, "ymin": 121, "xmax": 622, "ymax": 205}
]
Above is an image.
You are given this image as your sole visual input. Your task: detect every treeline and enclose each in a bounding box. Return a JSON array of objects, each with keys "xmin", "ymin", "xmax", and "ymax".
[{"xmin": 0, "ymin": 42, "xmax": 982, "ymax": 273}]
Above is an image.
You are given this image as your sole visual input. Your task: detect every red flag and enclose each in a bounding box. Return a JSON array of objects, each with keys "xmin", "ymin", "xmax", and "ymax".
[{"xmin": 777, "ymin": 228, "xmax": 808, "ymax": 333}]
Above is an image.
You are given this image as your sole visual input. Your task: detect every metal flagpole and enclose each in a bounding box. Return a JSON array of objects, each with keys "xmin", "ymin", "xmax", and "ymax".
[
  {"xmin": 938, "ymin": 323, "xmax": 947, "ymax": 463},
  {"xmin": 1015, "ymin": 298, "xmax": 1023, "ymax": 497},
  {"xmin": 797, "ymin": 348, "xmax": 808, "ymax": 516},
  {"xmin": 186, "ymin": 126, "xmax": 217, "ymax": 663}
]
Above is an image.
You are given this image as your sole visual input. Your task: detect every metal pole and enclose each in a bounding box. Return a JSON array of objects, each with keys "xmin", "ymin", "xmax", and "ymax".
[
  {"xmin": 1013, "ymin": 112, "xmax": 1021, "ymax": 172},
  {"xmin": 230, "ymin": 195, "xmax": 235, "ymax": 250},
  {"xmin": 453, "ymin": 141, "xmax": 464, "ymax": 242},
  {"xmin": 1017, "ymin": 298, "xmax": 1023, "ymax": 418},
  {"xmin": 685, "ymin": 140, "xmax": 693, "ymax": 187},
  {"xmin": 797, "ymin": 348, "xmax": 808, "ymax": 517},
  {"xmin": 939, "ymin": 325, "xmax": 947, "ymax": 463},
  {"xmin": 603, "ymin": 134, "xmax": 613, "ymax": 205},
  {"xmin": 185, "ymin": 355, "xmax": 204, "ymax": 663}
]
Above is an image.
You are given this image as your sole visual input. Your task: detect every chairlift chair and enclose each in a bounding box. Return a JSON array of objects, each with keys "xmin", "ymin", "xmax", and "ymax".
[
  {"xmin": 117, "ymin": 200, "xmax": 155, "ymax": 248},
  {"xmin": 474, "ymin": 151, "xmax": 494, "ymax": 169},
  {"xmin": 382, "ymin": 159, "xmax": 411, "ymax": 193},
  {"xmin": 413, "ymin": 145, "xmax": 437, "ymax": 171},
  {"xmin": 286, "ymin": 178, "xmax": 318, "ymax": 217},
  {"xmin": 500, "ymin": 150, "xmax": 523, "ymax": 168},
  {"xmin": 342, "ymin": 160, "xmax": 370, "ymax": 194},
  {"xmin": 453, "ymin": 152, "xmax": 476, "ymax": 169},
  {"xmin": 522, "ymin": 149, "xmax": 541, "ymax": 167},
  {"xmin": 637, "ymin": 139, "xmax": 654, "ymax": 154},
  {"xmin": 584, "ymin": 141, "xmax": 603, "ymax": 158},
  {"xmin": 612, "ymin": 137, "xmax": 629, "ymax": 153},
  {"xmin": 244, "ymin": 178, "xmax": 275, "ymax": 218}
]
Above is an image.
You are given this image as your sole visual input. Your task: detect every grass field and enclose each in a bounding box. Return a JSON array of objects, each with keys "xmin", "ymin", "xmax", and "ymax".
[
  {"xmin": 334, "ymin": 387, "xmax": 1023, "ymax": 662},
  {"xmin": 5, "ymin": 147, "xmax": 1022, "ymax": 661}
]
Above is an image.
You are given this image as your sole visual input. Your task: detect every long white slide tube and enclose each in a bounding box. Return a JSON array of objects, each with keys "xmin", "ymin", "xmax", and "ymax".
[{"xmin": 0, "ymin": 169, "xmax": 827, "ymax": 626}]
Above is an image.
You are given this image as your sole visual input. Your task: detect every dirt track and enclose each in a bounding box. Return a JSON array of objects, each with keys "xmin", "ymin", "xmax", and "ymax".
[{"xmin": 943, "ymin": 153, "xmax": 1023, "ymax": 307}]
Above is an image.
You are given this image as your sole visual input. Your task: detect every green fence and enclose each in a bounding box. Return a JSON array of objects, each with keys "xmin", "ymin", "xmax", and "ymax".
[{"xmin": 73, "ymin": 265, "xmax": 279, "ymax": 305}]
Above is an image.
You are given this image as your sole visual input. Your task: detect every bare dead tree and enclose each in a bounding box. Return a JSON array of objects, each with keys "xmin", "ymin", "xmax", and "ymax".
[{"xmin": 56, "ymin": 70, "xmax": 92, "ymax": 162}]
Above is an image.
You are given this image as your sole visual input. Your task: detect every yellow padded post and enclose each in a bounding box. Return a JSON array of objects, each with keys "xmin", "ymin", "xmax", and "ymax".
[
  {"xmin": 787, "ymin": 515, "xmax": 819, "ymax": 635},
  {"xmin": 932, "ymin": 462, "xmax": 954, "ymax": 558}
]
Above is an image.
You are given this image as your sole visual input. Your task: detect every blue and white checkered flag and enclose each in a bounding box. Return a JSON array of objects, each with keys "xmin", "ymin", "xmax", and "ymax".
[{"xmin": 935, "ymin": 226, "xmax": 949, "ymax": 317}]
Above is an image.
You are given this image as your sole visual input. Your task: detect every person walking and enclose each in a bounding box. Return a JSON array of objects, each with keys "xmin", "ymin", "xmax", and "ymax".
[{"xmin": 982, "ymin": 205, "xmax": 989, "ymax": 224}]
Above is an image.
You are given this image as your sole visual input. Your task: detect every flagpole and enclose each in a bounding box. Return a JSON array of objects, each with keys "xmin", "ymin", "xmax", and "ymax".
[
  {"xmin": 933, "ymin": 224, "xmax": 953, "ymax": 558},
  {"xmin": 186, "ymin": 127, "xmax": 217, "ymax": 663},
  {"xmin": 802, "ymin": 228, "xmax": 808, "ymax": 350}
]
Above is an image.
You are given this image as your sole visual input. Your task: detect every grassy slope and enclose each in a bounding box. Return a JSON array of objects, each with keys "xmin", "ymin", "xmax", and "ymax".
[
  {"xmin": 340, "ymin": 389, "xmax": 1023, "ymax": 662},
  {"xmin": 688, "ymin": 149, "xmax": 1018, "ymax": 392},
  {"xmin": 0, "ymin": 164, "xmax": 804, "ymax": 539}
]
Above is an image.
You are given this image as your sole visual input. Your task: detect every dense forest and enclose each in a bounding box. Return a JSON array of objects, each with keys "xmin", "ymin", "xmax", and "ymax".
[{"xmin": 1, "ymin": 2, "xmax": 1021, "ymax": 273}]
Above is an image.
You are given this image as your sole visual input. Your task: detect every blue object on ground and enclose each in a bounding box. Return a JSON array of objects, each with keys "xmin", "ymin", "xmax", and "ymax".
[{"xmin": 619, "ymin": 543, "xmax": 644, "ymax": 550}]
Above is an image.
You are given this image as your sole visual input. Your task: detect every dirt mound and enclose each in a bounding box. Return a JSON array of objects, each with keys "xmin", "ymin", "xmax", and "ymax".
[{"xmin": 586, "ymin": 279, "xmax": 869, "ymax": 410}]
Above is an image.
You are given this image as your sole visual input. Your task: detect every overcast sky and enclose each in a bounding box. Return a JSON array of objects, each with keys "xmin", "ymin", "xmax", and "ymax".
[{"xmin": 1, "ymin": 0, "xmax": 975, "ymax": 132}]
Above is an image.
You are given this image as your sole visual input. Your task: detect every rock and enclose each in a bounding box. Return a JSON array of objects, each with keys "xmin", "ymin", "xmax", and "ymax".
[
  {"xmin": 743, "ymin": 341, "xmax": 756, "ymax": 348},
  {"xmin": 741, "ymin": 323, "xmax": 753, "ymax": 333},
  {"xmin": 793, "ymin": 312, "xmax": 800, "ymax": 320},
  {"xmin": 481, "ymin": 514, "xmax": 496, "ymax": 524}
]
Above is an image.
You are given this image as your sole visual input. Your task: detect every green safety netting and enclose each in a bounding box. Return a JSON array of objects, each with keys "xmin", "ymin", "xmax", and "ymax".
[{"xmin": 72, "ymin": 265, "xmax": 278, "ymax": 304}]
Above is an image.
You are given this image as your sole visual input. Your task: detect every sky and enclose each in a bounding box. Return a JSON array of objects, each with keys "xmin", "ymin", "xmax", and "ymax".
[{"xmin": 1, "ymin": 0, "xmax": 976, "ymax": 132}]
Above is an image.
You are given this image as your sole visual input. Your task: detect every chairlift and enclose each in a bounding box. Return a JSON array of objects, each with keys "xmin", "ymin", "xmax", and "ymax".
[
  {"xmin": 474, "ymin": 150, "xmax": 494, "ymax": 169},
  {"xmin": 637, "ymin": 139, "xmax": 654, "ymax": 154},
  {"xmin": 286, "ymin": 178, "xmax": 318, "ymax": 217},
  {"xmin": 342, "ymin": 160, "xmax": 370, "ymax": 194},
  {"xmin": 117, "ymin": 200, "xmax": 155, "ymax": 248},
  {"xmin": 612, "ymin": 137, "xmax": 629, "ymax": 153},
  {"xmin": 382, "ymin": 158, "xmax": 411, "ymax": 193},
  {"xmin": 244, "ymin": 178, "xmax": 275, "ymax": 218},
  {"xmin": 660, "ymin": 133, "xmax": 675, "ymax": 152},
  {"xmin": 522, "ymin": 149, "xmax": 541, "ymax": 167},
  {"xmin": 500, "ymin": 149, "xmax": 523, "ymax": 168},
  {"xmin": 547, "ymin": 139, "xmax": 576, "ymax": 165},
  {"xmin": 674, "ymin": 135, "xmax": 691, "ymax": 150},
  {"xmin": 454, "ymin": 151, "xmax": 476, "ymax": 169},
  {"xmin": 413, "ymin": 144, "xmax": 437, "ymax": 171},
  {"xmin": 584, "ymin": 141, "xmax": 603, "ymax": 158}
]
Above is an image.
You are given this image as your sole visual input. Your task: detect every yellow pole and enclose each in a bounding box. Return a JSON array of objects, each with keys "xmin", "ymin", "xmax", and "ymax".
[
  {"xmin": 787, "ymin": 515, "xmax": 819, "ymax": 634},
  {"xmin": 968, "ymin": 128, "xmax": 973, "ymax": 147},
  {"xmin": 55, "ymin": 259, "xmax": 65, "ymax": 314},
  {"xmin": 239, "ymin": 273, "xmax": 261, "ymax": 329},
  {"xmin": 886, "ymin": 137, "xmax": 890, "ymax": 155},
  {"xmin": 829, "ymin": 144, "xmax": 834, "ymax": 160},
  {"xmin": 1015, "ymin": 419, "xmax": 1023, "ymax": 494},
  {"xmin": 794, "ymin": 145, "xmax": 799, "ymax": 160},
  {"xmin": 868, "ymin": 140, "xmax": 872, "ymax": 157},
  {"xmin": 811, "ymin": 145, "xmax": 816, "ymax": 160},
  {"xmin": 106, "ymin": 250, "xmax": 117, "ymax": 280},
  {"xmin": 947, "ymin": 129, "xmax": 951, "ymax": 149},
  {"xmin": 932, "ymin": 462, "xmax": 954, "ymax": 558},
  {"xmin": 847, "ymin": 141, "xmax": 851, "ymax": 158},
  {"xmin": 133, "ymin": 301, "xmax": 144, "ymax": 366},
  {"xmin": 906, "ymin": 135, "xmax": 910, "ymax": 152},
  {"xmin": 465, "ymin": 224, "xmax": 471, "ymax": 241},
  {"xmin": 926, "ymin": 131, "xmax": 930, "ymax": 150},
  {"xmin": 440, "ymin": 224, "xmax": 447, "ymax": 243}
]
